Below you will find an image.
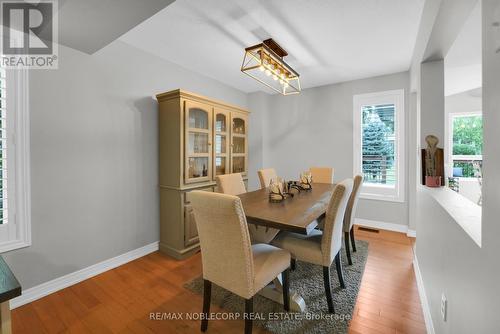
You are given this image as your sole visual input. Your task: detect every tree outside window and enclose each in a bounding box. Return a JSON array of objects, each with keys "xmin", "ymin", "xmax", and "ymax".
[{"xmin": 362, "ymin": 104, "xmax": 395, "ymax": 185}]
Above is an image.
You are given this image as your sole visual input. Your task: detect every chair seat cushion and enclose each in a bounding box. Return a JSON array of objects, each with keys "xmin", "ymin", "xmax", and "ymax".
[
  {"xmin": 252, "ymin": 244, "xmax": 291, "ymax": 292},
  {"xmin": 271, "ymin": 230, "xmax": 324, "ymax": 266}
]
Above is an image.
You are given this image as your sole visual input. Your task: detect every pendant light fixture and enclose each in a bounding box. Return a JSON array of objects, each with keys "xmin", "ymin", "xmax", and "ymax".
[{"xmin": 241, "ymin": 38, "xmax": 300, "ymax": 95}]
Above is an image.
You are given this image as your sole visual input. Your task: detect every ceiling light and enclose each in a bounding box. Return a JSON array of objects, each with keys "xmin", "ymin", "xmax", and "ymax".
[{"xmin": 241, "ymin": 38, "xmax": 301, "ymax": 95}]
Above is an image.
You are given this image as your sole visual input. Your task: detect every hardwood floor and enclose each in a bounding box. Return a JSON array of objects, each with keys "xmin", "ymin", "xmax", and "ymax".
[{"xmin": 12, "ymin": 226, "xmax": 425, "ymax": 334}]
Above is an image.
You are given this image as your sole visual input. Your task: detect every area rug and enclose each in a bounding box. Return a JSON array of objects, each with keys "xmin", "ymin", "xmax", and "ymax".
[{"xmin": 184, "ymin": 240, "xmax": 368, "ymax": 334}]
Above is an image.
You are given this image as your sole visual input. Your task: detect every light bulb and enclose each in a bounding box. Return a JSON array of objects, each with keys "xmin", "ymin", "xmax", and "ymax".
[
  {"xmin": 265, "ymin": 69, "xmax": 271, "ymax": 76},
  {"xmin": 259, "ymin": 65, "xmax": 265, "ymax": 71},
  {"xmin": 273, "ymin": 74, "xmax": 278, "ymax": 80},
  {"xmin": 279, "ymin": 79, "xmax": 284, "ymax": 84}
]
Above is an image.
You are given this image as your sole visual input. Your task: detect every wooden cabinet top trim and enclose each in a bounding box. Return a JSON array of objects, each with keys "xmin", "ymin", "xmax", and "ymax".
[{"xmin": 156, "ymin": 89, "xmax": 249, "ymax": 114}]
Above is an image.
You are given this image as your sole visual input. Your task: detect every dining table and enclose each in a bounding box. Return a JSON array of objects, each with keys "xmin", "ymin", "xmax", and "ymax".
[{"xmin": 238, "ymin": 182, "xmax": 337, "ymax": 312}]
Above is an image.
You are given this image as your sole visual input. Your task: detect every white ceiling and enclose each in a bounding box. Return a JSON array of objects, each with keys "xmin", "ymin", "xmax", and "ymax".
[
  {"xmin": 120, "ymin": 0, "xmax": 425, "ymax": 93},
  {"xmin": 444, "ymin": 1, "xmax": 482, "ymax": 96},
  {"xmin": 56, "ymin": 0, "xmax": 175, "ymax": 54}
]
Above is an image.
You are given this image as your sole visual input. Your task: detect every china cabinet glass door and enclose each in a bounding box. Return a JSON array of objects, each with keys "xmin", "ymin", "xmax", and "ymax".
[
  {"xmin": 185, "ymin": 101, "xmax": 212, "ymax": 183},
  {"xmin": 230, "ymin": 112, "xmax": 248, "ymax": 175},
  {"xmin": 213, "ymin": 109, "xmax": 230, "ymax": 180}
]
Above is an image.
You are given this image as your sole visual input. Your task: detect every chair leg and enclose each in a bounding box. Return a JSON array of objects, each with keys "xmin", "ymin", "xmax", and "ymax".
[
  {"xmin": 345, "ymin": 231, "xmax": 352, "ymax": 265},
  {"xmin": 335, "ymin": 252, "xmax": 346, "ymax": 289},
  {"xmin": 282, "ymin": 268, "xmax": 290, "ymax": 311},
  {"xmin": 201, "ymin": 279, "xmax": 211, "ymax": 332},
  {"xmin": 322, "ymin": 266, "xmax": 335, "ymax": 313},
  {"xmin": 244, "ymin": 297, "xmax": 253, "ymax": 334},
  {"xmin": 350, "ymin": 228, "xmax": 357, "ymax": 252},
  {"xmin": 290, "ymin": 258, "xmax": 296, "ymax": 271}
]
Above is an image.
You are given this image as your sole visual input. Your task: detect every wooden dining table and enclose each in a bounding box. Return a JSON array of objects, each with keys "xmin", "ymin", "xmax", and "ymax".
[{"xmin": 238, "ymin": 182, "xmax": 337, "ymax": 312}]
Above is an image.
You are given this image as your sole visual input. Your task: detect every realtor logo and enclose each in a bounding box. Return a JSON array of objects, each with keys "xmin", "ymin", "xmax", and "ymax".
[{"xmin": 0, "ymin": 0, "xmax": 58, "ymax": 69}]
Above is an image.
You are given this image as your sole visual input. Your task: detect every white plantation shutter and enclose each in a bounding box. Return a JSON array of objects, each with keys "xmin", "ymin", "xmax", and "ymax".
[
  {"xmin": 0, "ymin": 68, "xmax": 7, "ymax": 225},
  {"xmin": 353, "ymin": 90, "xmax": 405, "ymax": 202},
  {"xmin": 0, "ymin": 66, "xmax": 31, "ymax": 251}
]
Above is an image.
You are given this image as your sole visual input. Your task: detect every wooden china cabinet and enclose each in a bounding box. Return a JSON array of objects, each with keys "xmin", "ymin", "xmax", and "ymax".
[{"xmin": 156, "ymin": 89, "xmax": 249, "ymax": 259}]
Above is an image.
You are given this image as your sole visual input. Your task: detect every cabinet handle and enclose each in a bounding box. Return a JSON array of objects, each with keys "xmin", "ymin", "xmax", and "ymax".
[{"xmin": 208, "ymin": 142, "xmax": 212, "ymax": 145}]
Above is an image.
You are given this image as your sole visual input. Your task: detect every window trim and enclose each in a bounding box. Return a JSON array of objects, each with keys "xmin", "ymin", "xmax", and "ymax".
[
  {"xmin": 0, "ymin": 68, "xmax": 31, "ymax": 253},
  {"xmin": 446, "ymin": 111, "xmax": 482, "ymax": 178},
  {"xmin": 353, "ymin": 89, "xmax": 405, "ymax": 203}
]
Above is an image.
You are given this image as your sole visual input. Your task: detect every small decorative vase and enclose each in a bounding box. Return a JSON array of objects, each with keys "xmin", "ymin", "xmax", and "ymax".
[{"xmin": 425, "ymin": 176, "xmax": 442, "ymax": 187}]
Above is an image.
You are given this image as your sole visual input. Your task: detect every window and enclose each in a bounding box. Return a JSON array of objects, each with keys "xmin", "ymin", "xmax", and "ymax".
[
  {"xmin": 447, "ymin": 112, "xmax": 483, "ymax": 205},
  {"xmin": 353, "ymin": 89, "xmax": 405, "ymax": 202},
  {"xmin": 0, "ymin": 66, "xmax": 31, "ymax": 252}
]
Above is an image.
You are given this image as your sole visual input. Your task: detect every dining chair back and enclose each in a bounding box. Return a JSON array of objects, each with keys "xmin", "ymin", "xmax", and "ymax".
[
  {"xmin": 216, "ymin": 173, "xmax": 246, "ymax": 196},
  {"xmin": 343, "ymin": 174, "xmax": 363, "ymax": 265},
  {"xmin": 271, "ymin": 178, "xmax": 353, "ymax": 313},
  {"xmin": 257, "ymin": 168, "xmax": 278, "ymax": 189},
  {"xmin": 322, "ymin": 179, "xmax": 353, "ymax": 266},
  {"xmin": 190, "ymin": 190, "xmax": 291, "ymax": 333},
  {"xmin": 190, "ymin": 191, "xmax": 255, "ymax": 298},
  {"xmin": 310, "ymin": 167, "xmax": 334, "ymax": 184}
]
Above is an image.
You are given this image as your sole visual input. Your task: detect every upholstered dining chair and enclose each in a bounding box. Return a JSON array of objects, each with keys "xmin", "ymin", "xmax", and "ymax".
[
  {"xmin": 257, "ymin": 168, "xmax": 278, "ymax": 189},
  {"xmin": 216, "ymin": 173, "xmax": 280, "ymax": 244},
  {"xmin": 190, "ymin": 191, "xmax": 291, "ymax": 334},
  {"xmin": 216, "ymin": 173, "xmax": 246, "ymax": 196},
  {"xmin": 343, "ymin": 175, "xmax": 363, "ymax": 265},
  {"xmin": 271, "ymin": 179, "xmax": 353, "ymax": 313},
  {"xmin": 309, "ymin": 167, "xmax": 334, "ymax": 184}
]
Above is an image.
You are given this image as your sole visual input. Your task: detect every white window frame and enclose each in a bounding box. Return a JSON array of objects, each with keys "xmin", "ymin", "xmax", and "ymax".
[
  {"xmin": 0, "ymin": 67, "xmax": 31, "ymax": 253},
  {"xmin": 353, "ymin": 89, "xmax": 405, "ymax": 202},
  {"xmin": 446, "ymin": 111, "xmax": 482, "ymax": 178}
]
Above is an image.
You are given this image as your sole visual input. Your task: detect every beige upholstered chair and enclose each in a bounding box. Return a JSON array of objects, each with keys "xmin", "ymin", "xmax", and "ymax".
[
  {"xmin": 254, "ymin": 168, "xmax": 281, "ymax": 243},
  {"xmin": 257, "ymin": 168, "xmax": 278, "ymax": 188},
  {"xmin": 216, "ymin": 173, "xmax": 280, "ymax": 244},
  {"xmin": 343, "ymin": 175, "xmax": 363, "ymax": 265},
  {"xmin": 272, "ymin": 179, "xmax": 353, "ymax": 313},
  {"xmin": 309, "ymin": 167, "xmax": 334, "ymax": 184},
  {"xmin": 216, "ymin": 173, "xmax": 246, "ymax": 196},
  {"xmin": 190, "ymin": 191, "xmax": 291, "ymax": 333}
]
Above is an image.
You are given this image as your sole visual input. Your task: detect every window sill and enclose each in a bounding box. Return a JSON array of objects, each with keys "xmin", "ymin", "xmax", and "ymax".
[
  {"xmin": 360, "ymin": 193, "xmax": 405, "ymax": 203},
  {"xmin": 420, "ymin": 185, "xmax": 481, "ymax": 247},
  {"xmin": 0, "ymin": 239, "xmax": 30, "ymax": 253}
]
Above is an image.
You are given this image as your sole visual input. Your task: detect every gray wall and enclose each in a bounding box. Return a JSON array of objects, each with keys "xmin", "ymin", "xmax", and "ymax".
[
  {"xmin": 3, "ymin": 40, "xmax": 247, "ymax": 290},
  {"xmin": 414, "ymin": 1, "xmax": 500, "ymax": 333},
  {"xmin": 445, "ymin": 88, "xmax": 482, "ymax": 114},
  {"xmin": 420, "ymin": 60, "xmax": 445, "ymax": 147},
  {"xmin": 248, "ymin": 72, "xmax": 410, "ymax": 226}
]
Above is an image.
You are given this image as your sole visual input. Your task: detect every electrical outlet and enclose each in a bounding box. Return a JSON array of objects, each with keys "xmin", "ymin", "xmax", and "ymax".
[{"xmin": 441, "ymin": 293, "xmax": 447, "ymax": 321}]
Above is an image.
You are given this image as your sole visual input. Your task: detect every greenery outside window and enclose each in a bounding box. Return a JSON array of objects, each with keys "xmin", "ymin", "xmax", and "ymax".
[
  {"xmin": 353, "ymin": 90, "xmax": 405, "ymax": 202},
  {"xmin": 448, "ymin": 112, "xmax": 483, "ymax": 205}
]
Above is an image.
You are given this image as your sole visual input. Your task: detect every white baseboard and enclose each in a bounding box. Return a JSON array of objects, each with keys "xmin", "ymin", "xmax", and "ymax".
[
  {"xmin": 355, "ymin": 218, "xmax": 409, "ymax": 233},
  {"xmin": 355, "ymin": 218, "xmax": 416, "ymax": 237},
  {"xmin": 10, "ymin": 241, "xmax": 159, "ymax": 309},
  {"xmin": 413, "ymin": 252, "xmax": 435, "ymax": 334},
  {"xmin": 407, "ymin": 229, "xmax": 417, "ymax": 237}
]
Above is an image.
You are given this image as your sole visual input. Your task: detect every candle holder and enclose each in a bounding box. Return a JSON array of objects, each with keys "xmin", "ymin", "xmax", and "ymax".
[
  {"xmin": 299, "ymin": 171, "xmax": 313, "ymax": 191},
  {"xmin": 269, "ymin": 177, "xmax": 294, "ymax": 202}
]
